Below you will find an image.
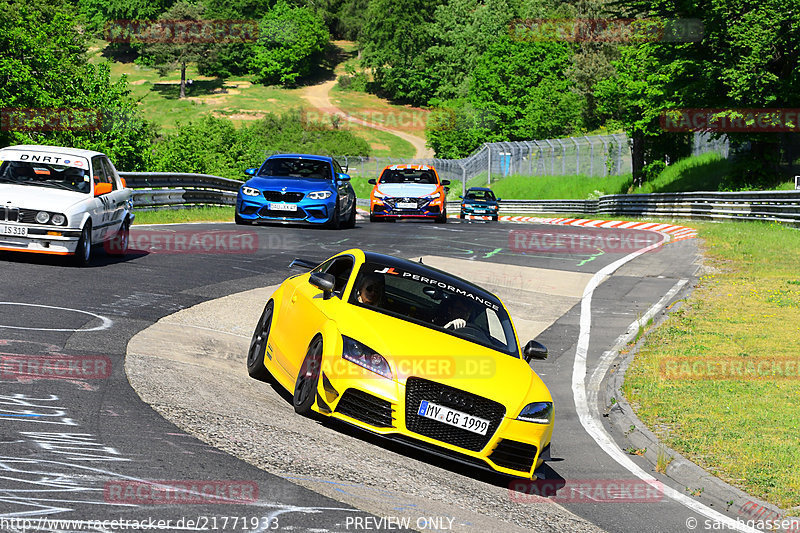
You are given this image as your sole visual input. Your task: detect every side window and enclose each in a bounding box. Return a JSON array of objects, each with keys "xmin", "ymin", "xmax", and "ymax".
[
  {"xmin": 91, "ymin": 156, "xmax": 111, "ymax": 186},
  {"xmin": 333, "ymin": 160, "xmax": 343, "ymax": 175},
  {"xmin": 101, "ymin": 158, "xmax": 119, "ymax": 190},
  {"xmin": 325, "ymin": 257, "xmax": 354, "ymax": 295}
]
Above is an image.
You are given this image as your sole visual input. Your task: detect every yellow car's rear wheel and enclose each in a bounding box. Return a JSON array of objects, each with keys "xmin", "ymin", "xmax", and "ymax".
[
  {"xmin": 294, "ymin": 335, "xmax": 323, "ymax": 415},
  {"xmin": 247, "ymin": 300, "xmax": 274, "ymax": 381}
]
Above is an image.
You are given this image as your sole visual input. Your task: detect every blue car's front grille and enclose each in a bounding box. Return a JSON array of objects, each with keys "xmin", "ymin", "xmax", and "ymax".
[{"xmin": 263, "ymin": 191, "xmax": 304, "ymax": 202}]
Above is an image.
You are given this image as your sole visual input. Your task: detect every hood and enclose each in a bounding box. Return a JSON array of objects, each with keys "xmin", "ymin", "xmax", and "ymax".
[
  {"xmin": 376, "ymin": 183, "xmax": 438, "ymax": 197},
  {"xmin": 247, "ymin": 176, "xmax": 333, "ymax": 193},
  {"xmin": 334, "ymin": 303, "xmax": 550, "ymax": 411},
  {"xmin": 0, "ymin": 184, "xmax": 88, "ymax": 211}
]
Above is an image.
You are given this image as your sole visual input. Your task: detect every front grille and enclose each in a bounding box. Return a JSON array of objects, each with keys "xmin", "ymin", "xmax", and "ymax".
[
  {"xmin": 258, "ymin": 206, "xmax": 306, "ymax": 218},
  {"xmin": 405, "ymin": 377, "xmax": 505, "ymax": 452},
  {"xmin": 335, "ymin": 389, "xmax": 394, "ymax": 428},
  {"xmin": 263, "ymin": 191, "xmax": 304, "ymax": 202},
  {"xmin": 1, "ymin": 207, "xmax": 38, "ymax": 224},
  {"xmin": 488, "ymin": 439, "xmax": 537, "ymax": 472}
]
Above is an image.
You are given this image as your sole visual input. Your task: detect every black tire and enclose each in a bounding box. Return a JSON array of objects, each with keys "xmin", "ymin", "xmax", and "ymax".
[
  {"xmin": 343, "ymin": 201, "xmax": 356, "ymax": 228},
  {"xmin": 459, "ymin": 212, "xmax": 465, "ymax": 219},
  {"xmin": 235, "ymin": 212, "xmax": 250, "ymax": 225},
  {"xmin": 436, "ymin": 210, "xmax": 448, "ymax": 224},
  {"xmin": 326, "ymin": 200, "xmax": 341, "ymax": 229},
  {"xmin": 247, "ymin": 300, "xmax": 274, "ymax": 381},
  {"xmin": 369, "ymin": 213, "xmax": 379, "ymax": 222},
  {"xmin": 492, "ymin": 215, "xmax": 499, "ymax": 221},
  {"xmin": 108, "ymin": 219, "xmax": 129, "ymax": 257},
  {"xmin": 293, "ymin": 336, "xmax": 323, "ymax": 415},
  {"xmin": 73, "ymin": 223, "xmax": 92, "ymax": 267}
]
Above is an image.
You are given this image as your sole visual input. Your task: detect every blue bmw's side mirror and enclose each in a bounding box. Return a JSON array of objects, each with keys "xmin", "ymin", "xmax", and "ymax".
[
  {"xmin": 245, "ymin": 168, "xmax": 257, "ymax": 176},
  {"xmin": 337, "ymin": 173, "xmax": 351, "ymax": 181}
]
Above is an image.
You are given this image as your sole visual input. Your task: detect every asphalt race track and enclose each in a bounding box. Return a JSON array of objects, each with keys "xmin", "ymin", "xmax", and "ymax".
[{"xmin": 0, "ymin": 218, "xmax": 749, "ymax": 533}]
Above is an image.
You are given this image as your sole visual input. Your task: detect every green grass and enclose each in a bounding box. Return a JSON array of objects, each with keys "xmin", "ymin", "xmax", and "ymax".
[
  {"xmin": 624, "ymin": 220, "xmax": 800, "ymax": 510},
  {"xmin": 479, "ymin": 173, "xmax": 633, "ymax": 200},
  {"xmin": 629, "ymin": 152, "xmax": 732, "ymax": 194},
  {"xmin": 133, "ymin": 206, "xmax": 235, "ymax": 225}
]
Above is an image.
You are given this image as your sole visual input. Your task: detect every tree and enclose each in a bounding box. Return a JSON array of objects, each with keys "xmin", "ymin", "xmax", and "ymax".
[
  {"xmin": 0, "ymin": 0, "xmax": 154, "ymax": 170},
  {"xmin": 249, "ymin": 1, "xmax": 329, "ymax": 86},
  {"xmin": 139, "ymin": 1, "xmax": 212, "ymax": 98}
]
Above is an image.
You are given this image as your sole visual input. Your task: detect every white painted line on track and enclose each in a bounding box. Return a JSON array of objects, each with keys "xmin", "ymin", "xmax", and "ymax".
[
  {"xmin": 0, "ymin": 303, "xmax": 113, "ymax": 332},
  {"xmin": 571, "ymin": 238, "xmax": 761, "ymax": 533}
]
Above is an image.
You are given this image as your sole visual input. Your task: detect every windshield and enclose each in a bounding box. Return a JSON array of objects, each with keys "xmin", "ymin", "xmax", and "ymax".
[
  {"xmin": 466, "ymin": 190, "xmax": 496, "ymax": 201},
  {"xmin": 258, "ymin": 158, "xmax": 332, "ymax": 180},
  {"xmin": 349, "ymin": 261, "xmax": 518, "ymax": 356},
  {"xmin": 0, "ymin": 160, "xmax": 91, "ymax": 193},
  {"xmin": 379, "ymin": 169, "xmax": 437, "ymax": 185}
]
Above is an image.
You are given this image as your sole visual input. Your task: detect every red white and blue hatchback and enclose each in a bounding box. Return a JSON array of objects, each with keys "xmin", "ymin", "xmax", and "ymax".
[{"xmin": 368, "ymin": 164, "xmax": 450, "ymax": 223}]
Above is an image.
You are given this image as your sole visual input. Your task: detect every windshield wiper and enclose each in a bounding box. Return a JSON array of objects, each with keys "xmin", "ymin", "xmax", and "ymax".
[{"xmin": 30, "ymin": 181, "xmax": 79, "ymax": 192}]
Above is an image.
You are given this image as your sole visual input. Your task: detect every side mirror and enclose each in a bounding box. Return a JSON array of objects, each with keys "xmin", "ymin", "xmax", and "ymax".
[
  {"xmin": 497, "ymin": 198, "xmax": 502, "ymax": 202},
  {"xmin": 309, "ymin": 272, "xmax": 335, "ymax": 299},
  {"xmin": 368, "ymin": 178, "xmax": 377, "ymax": 185},
  {"xmin": 458, "ymin": 195, "xmax": 463, "ymax": 199},
  {"xmin": 523, "ymin": 340, "xmax": 548, "ymax": 362},
  {"xmin": 445, "ymin": 187, "xmax": 450, "ymax": 194},
  {"xmin": 120, "ymin": 177, "xmax": 127, "ymax": 188},
  {"xmin": 245, "ymin": 168, "xmax": 257, "ymax": 176},
  {"xmin": 337, "ymin": 173, "xmax": 351, "ymax": 182},
  {"xmin": 441, "ymin": 180, "xmax": 451, "ymax": 186},
  {"xmin": 94, "ymin": 182, "xmax": 113, "ymax": 196}
]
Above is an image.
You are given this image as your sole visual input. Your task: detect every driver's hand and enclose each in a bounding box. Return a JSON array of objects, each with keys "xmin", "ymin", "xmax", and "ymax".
[{"xmin": 445, "ymin": 318, "xmax": 466, "ymax": 330}]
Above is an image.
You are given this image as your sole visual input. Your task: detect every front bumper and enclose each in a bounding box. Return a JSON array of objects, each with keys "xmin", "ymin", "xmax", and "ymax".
[
  {"xmin": 313, "ymin": 363, "xmax": 552, "ymax": 478},
  {"xmin": 237, "ymin": 195, "xmax": 334, "ymax": 224},
  {"xmin": 0, "ymin": 226, "xmax": 82, "ymax": 255}
]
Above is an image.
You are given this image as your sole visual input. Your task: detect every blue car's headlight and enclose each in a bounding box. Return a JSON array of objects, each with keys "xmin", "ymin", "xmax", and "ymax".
[
  {"xmin": 308, "ymin": 190, "xmax": 333, "ymax": 200},
  {"xmin": 517, "ymin": 402, "xmax": 553, "ymax": 424},
  {"xmin": 342, "ymin": 336, "xmax": 392, "ymax": 379},
  {"xmin": 241, "ymin": 186, "xmax": 260, "ymax": 197}
]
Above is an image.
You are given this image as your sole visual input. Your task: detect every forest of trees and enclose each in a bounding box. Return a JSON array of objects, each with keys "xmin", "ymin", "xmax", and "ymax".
[{"xmin": 1, "ymin": 0, "xmax": 796, "ymax": 185}]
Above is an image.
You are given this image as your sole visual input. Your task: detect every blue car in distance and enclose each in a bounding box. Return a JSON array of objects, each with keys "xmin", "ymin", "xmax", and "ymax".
[
  {"xmin": 236, "ymin": 154, "xmax": 357, "ymax": 229},
  {"xmin": 460, "ymin": 187, "xmax": 500, "ymax": 220}
]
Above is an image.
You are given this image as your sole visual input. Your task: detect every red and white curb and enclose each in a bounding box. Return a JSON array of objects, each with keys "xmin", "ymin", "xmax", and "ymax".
[{"xmin": 357, "ymin": 209, "xmax": 697, "ymax": 243}]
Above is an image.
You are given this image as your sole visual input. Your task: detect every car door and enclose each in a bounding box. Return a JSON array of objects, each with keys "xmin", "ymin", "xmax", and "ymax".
[
  {"xmin": 332, "ymin": 160, "xmax": 353, "ymax": 216},
  {"xmin": 102, "ymin": 157, "xmax": 131, "ymax": 235},
  {"xmin": 278, "ymin": 256, "xmax": 355, "ymax": 381},
  {"xmin": 89, "ymin": 156, "xmax": 114, "ymax": 243}
]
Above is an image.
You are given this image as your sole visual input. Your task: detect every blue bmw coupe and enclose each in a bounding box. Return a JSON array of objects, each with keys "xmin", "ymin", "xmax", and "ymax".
[{"xmin": 236, "ymin": 154, "xmax": 357, "ymax": 229}]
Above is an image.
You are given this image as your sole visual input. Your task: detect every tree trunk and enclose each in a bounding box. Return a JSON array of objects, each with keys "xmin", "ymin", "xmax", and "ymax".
[
  {"xmin": 180, "ymin": 62, "xmax": 186, "ymax": 99},
  {"xmin": 632, "ymin": 132, "xmax": 645, "ymax": 186}
]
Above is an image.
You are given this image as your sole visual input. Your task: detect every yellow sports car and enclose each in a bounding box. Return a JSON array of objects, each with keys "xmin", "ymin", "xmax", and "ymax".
[{"xmin": 247, "ymin": 249, "xmax": 553, "ymax": 478}]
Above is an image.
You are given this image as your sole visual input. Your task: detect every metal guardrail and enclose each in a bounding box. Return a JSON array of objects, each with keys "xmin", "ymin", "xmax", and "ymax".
[{"xmin": 122, "ymin": 172, "xmax": 800, "ymax": 224}]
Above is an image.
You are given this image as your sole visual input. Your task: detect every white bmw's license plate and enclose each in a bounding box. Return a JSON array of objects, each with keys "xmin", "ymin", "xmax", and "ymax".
[
  {"xmin": 0, "ymin": 224, "xmax": 27, "ymax": 236},
  {"xmin": 417, "ymin": 400, "xmax": 490, "ymax": 435},
  {"xmin": 269, "ymin": 203, "xmax": 297, "ymax": 212},
  {"xmin": 397, "ymin": 202, "xmax": 417, "ymax": 209}
]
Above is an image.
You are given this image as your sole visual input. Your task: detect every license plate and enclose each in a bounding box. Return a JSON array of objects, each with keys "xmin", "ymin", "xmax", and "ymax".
[
  {"xmin": 397, "ymin": 202, "xmax": 416, "ymax": 209},
  {"xmin": 0, "ymin": 224, "xmax": 27, "ymax": 236},
  {"xmin": 417, "ymin": 400, "xmax": 490, "ymax": 435},
  {"xmin": 269, "ymin": 203, "xmax": 297, "ymax": 212}
]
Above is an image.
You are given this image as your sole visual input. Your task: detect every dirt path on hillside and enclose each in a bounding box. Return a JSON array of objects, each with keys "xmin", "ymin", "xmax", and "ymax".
[{"xmin": 302, "ymin": 79, "xmax": 435, "ymax": 159}]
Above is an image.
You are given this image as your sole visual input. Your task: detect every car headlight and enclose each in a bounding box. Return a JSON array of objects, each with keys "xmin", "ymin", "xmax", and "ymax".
[
  {"xmin": 35, "ymin": 211, "xmax": 50, "ymax": 224},
  {"xmin": 241, "ymin": 186, "xmax": 260, "ymax": 197},
  {"xmin": 51, "ymin": 213, "xmax": 66, "ymax": 226},
  {"xmin": 342, "ymin": 336, "xmax": 392, "ymax": 379},
  {"xmin": 517, "ymin": 402, "xmax": 553, "ymax": 424},
  {"xmin": 427, "ymin": 192, "xmax": 441, "ymax": 199},
  {"xmin": 373, "ymin": 190, "xmax": 386, "ymax": 199},
  {"xmin": 308, "ymin": 190, "xmax": 333, "ymax": 200}
]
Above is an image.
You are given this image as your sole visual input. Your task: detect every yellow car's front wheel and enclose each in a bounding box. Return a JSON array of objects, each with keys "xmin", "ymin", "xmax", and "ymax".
[
  {"xmin": 294, "ymin": 335, "xmax": 323, "ymax": 415},
  {"xmin": 247, "ymin": 300, "xmax": 274, "ymax": 382}
]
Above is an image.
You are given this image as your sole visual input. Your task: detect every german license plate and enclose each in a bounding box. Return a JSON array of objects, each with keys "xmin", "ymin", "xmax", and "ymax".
[
  {"xmin": 0, "ymin": 224, "xmax": 27, "ymax": 236},
  {"xmin": 397, "ymin": 202, "xmax": 416, "ymax": 209},
  {"xmin": 269, "ymin": 203, "xmax": 297, "ymax": 212},
  {"xmin": 417, "ymin": 400, "xmax": 490, "ymax": 435}
]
